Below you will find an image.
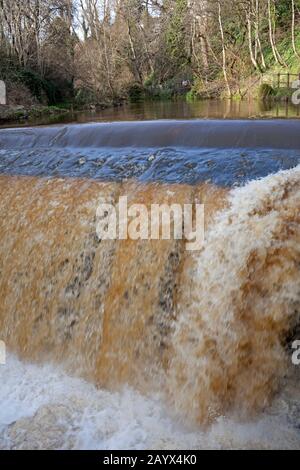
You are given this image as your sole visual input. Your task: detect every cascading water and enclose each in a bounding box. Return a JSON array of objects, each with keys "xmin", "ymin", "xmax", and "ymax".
[{"xmin": 0, "ymin": 120, "xmax": 299, "ymax": 449}]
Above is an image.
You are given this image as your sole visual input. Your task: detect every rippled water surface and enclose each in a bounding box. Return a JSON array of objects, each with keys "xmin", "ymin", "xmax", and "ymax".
[{"xmin": 1, "ymin": 146, "xmax": 300, "ymax": 186}]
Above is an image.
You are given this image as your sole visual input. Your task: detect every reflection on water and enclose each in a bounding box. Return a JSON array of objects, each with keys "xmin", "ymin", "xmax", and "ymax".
[{"xmin": 1, "ymin": 99, "xmax": 300, "ymax": 128}]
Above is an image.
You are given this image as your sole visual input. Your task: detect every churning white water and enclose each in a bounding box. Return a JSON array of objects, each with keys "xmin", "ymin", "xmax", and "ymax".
[{"xmin": 0, "ymin": 355, "xmax": 299, "ymax": 449}]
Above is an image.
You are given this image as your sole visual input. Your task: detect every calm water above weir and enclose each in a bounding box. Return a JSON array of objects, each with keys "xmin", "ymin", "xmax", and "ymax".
[{"xmin": 1, "ymin": 99, "xmax": 300, "ymax": 129}]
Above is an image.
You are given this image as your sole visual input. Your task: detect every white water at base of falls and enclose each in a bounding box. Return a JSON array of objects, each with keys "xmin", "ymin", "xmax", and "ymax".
[{"xmin": 0, "ymin": 355, "xmax": 299, "ymax": 450}]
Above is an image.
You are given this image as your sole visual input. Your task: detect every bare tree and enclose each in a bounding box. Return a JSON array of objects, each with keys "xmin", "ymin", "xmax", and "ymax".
[
  {"xmin": 267, "ymin": 0, "xmax": 286, "ymax": 66},
  {"xmin": 218, "ymin": 0, "xmax": 232, "ymax": 98},
  {"xmin": 292, "ymin": 0, "xmax": 300, "ymax": 58}
]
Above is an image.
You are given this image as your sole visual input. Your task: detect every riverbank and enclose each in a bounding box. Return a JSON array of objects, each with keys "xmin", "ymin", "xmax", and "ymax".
[{"xmin": 0, "ymin": 104, "xmax": 69, "ymax": 125}]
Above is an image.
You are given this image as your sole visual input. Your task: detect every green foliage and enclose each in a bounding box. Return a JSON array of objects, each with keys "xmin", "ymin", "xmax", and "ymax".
[
  {"xmin": 185, "ymin": 90, "xmax": 196, "ymax": 102},
  {"xmin": 149, "ymin": 85, "xmax": 173, "ymax": 100},
  {"xmin": 144, "ymin": 71, "xmax": 193, "ymax": 101},
  {"xmin": 165, "ymin": 0, "xmax": 189, "ymax": 71},
  {"xmin": 17, "ymin": 70, "xmax": 60, "ymax": 104},
  {"xmin": 264, "ymin": 30, "xmax": 300, "ymax": 73},
  {"xmin": 73, "ymin": 86, "xmax": 119, "ymax": 109},
  {"xmin": 188, "ymin": 80, "xmax": 202, "ymax": 100},
  {"xmin": 257, "ymin": 83, "xmax": 295, "ymax": 103},
  {"xmin": 127, "ymin": 84, "xmax": 145, "ymax": 102},
  {"xmin": 258, "ymin": 83, "xmax": 275, "ymax": 100},
  {"xmin": 143, "ymin": 73, "xmax": 157, "ymax": 88},
  {"xmin": 0, "ymin": 57, "xmax": 61, "ymax": 105},
  {"xmin": 274, "ymin": 86, "xmax": 294, "ymax": 100},
  {"xmin": 0, "ymin": 104, "xmax": 68, "ymax": 124},
  {"xmin": 187, "ymin": 77, "xmax": 220, "ymax": 100},
  {"xmin": 276, "ymin": 0, "xmax": 293, "ymax": 28}
]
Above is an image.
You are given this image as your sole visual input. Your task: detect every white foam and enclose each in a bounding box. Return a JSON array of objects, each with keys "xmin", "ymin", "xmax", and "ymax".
[
  {"xmin": 0, "ymin": 355, "xmax": 298, "ymax": 450},
  {"xmin": 168, "ymin": 164, "xmax": 300, "ymax": 423}
]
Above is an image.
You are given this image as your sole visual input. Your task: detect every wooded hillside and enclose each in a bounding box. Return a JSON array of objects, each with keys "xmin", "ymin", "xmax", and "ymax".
[{"xmin": 0, "ymin": 0, "xmax": 299, "ymax": 107}]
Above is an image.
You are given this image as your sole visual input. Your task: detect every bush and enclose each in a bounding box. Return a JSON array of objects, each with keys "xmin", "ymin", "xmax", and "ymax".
[
  {"xmin": 274, "ymin": 86, "xmax": 294, "ymax": 101},
  {"xmin": 0, "ymin": 57, "xmax": 62, "ymax": 105},
  {"xmin": 127, "ymin": 84, "xmax": 144, "ymax": 102},
  {"xmin": 74, "ymin": 88, "xmax": 98, "ymax": 107},
  {"xmin": 17, "ymin": 69, "xmax": 61, "ymax": 104},
  {"xmin": 258, "ymin": 83, "xmax": 275, "ymax": 100}
]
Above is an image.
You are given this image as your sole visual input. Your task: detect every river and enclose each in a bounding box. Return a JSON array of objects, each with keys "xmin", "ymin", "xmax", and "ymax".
[{"xmin": 1, "ymin": 99, "xmax": 300, "ymax": 129}]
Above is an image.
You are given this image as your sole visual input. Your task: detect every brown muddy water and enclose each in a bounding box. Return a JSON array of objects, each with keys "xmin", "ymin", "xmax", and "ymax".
[
  {"xmin": 1, "ymin": 99, "xmax": 300, "ymax": 129},
  {"xmin": 0, "ymin": 116, "xmax": 299, "ymax": 450}
]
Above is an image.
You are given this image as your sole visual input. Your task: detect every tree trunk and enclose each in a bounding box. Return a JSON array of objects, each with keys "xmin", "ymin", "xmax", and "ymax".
[
  {"xmin": 268, "ymin": 0, "xmax": 286, "ymax": 66},
  {"xmin": 127, "ymin": 21, "xmax": 143, "ymax": 85},
  {"xmin": 254, "ymin": 0, "xmax": 266, "ymax": 69},
  {"xmin": 268, "ymin": 0, "xmax": 279, "ymax": 63},
  {"xmin": 292, "ymin": 0, "xmax": 300, "ymax": 58},
  {"xmin": 218, "ymin": 1, "xmax": 231, "ymax": 98},
  {"xmin": 246, "ymin": 5, "xmax": 259, "ymax": 69}
]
